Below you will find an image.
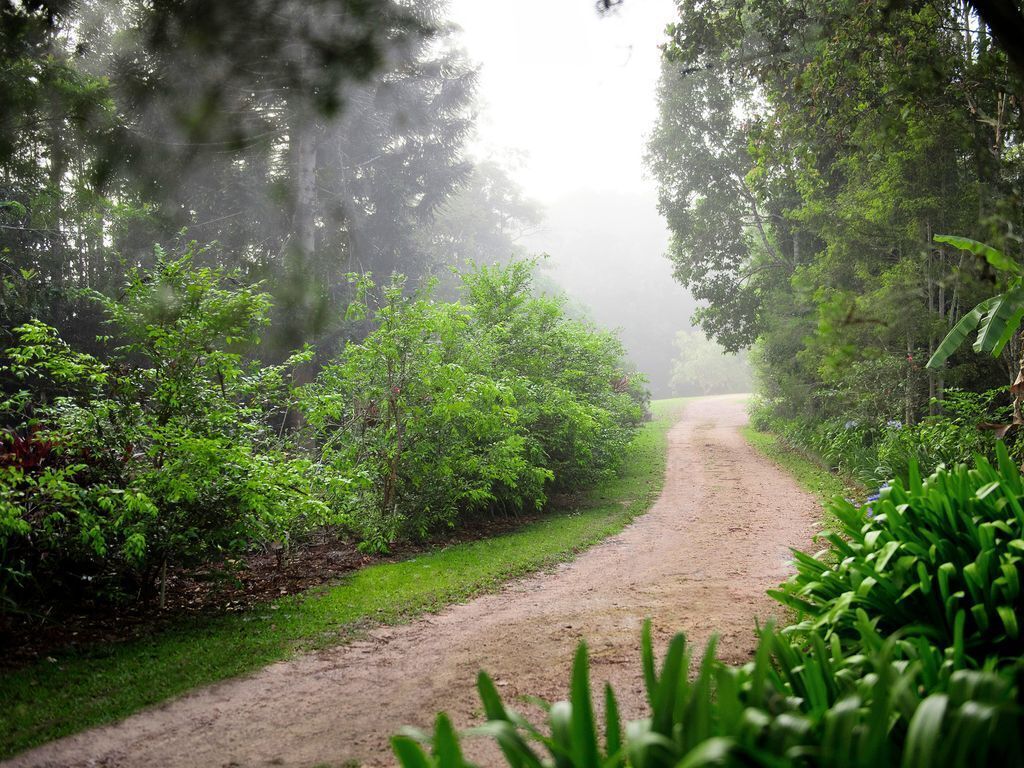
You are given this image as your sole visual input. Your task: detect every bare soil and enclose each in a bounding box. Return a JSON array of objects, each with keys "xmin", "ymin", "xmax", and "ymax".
[
  {"xmin": 7, "ymin": 395, "xmax": 822, "ymax": 768},
  {"xmin": 2, "ymin": 511, "xmax": 549, "ymax": 671}
]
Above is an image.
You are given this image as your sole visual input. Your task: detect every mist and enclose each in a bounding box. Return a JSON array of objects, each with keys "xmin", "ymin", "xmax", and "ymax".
[{"xmin": 522, "ymin": 189, "xmax": 695, "ymax": 397}]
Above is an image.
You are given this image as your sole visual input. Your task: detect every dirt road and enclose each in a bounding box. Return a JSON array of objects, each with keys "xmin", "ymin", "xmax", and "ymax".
[{"xmin": 9, "ymin": 395, "xmax": 822, "ymax": 768}]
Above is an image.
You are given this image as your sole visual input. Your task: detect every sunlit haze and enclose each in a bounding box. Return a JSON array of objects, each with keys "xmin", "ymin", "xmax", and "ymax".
[
  {"xmin": 450, "ymin": 0, "xmax": 695, "ymax": 395},
  {"xmin": 450, "ymin": 0, "xmax": 676, "ymax": 203}
]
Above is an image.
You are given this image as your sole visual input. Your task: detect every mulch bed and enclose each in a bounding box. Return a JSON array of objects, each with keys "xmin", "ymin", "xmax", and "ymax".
[{"xmin": 0, "ymin": 511, "xmax": 550, "ymax": 672}]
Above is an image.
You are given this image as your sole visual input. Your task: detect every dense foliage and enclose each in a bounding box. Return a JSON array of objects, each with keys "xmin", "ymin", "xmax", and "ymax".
[
  {"xmin": 0, "ymin": 0, "xmax": 656, "ymax": 617},
  {"xmin": 773, "ymin": 443, "xmax": 1023, "ymax": 669},
  {"xmin": 4, "ymin": 0, "xmax": 1024, "ymax": 759},
  {"xmin": 647, "ymin": 0, "xmax": 1024, "ymax": 445},
  {"xmin": 0, "ymin": 247, "xmax": 324, "ymax": 608},
  {"xmin": 301, "ymin": 263, "xmax": 646, "ymax": 551},
  {"xmin": 0, "ymin": 253, "xmax": 645, "ymax": 610},
  {"xmin": 749, "ymin": 387, "xmax": 1010, "ymax": 487},
  {"xmin": 395, "ymin": 451, "xmax": 1024, "ymax": 767},
  {"xmin": 0, "ymin": 0, "xmax": 535, "ymax": 362}
]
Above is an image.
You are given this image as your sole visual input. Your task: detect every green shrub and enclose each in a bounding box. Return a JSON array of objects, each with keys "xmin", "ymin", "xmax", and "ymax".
[
  {"xmin": 301, "ymin": 264, "xmax": 646, "ymax": 552},
  {"xmin": 872, "ymin": 390, "xmax": 1009, "ymax": 485},
  {"xmin": 0, "ymin": 245, "xmax": 323, "ymax": 608},
  {"xmin": 301, "ymin": 274, "xmax": 551, "ymax": 552},
  {"xmin": 772, "ymin": 444, "xmax": 1024, "ymax": 670},
  {"xmin": 750, "ymin": 389, "xmax": 1009, "ymax": 488},
  {"xmin": 1, "ymin": 254, "xmax": 646, "ymax": 605},
  {"xmin": 461, "ymin": 262, "xmax": 647, "ymax": 493}
]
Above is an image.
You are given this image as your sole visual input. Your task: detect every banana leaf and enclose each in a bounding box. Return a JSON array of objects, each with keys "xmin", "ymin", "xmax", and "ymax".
[
  {"xmin": 934, "ymin": 234, "xmax": 1022, "ymax": 275},
  {"xmin": 927, "ymin": 296, "xmax": 997, "ymax": 370}
]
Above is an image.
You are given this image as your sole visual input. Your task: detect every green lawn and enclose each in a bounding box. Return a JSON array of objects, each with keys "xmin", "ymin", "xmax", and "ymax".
[{"xmin": 0, "ymin": 397, "xmax": 690, "ymax": 759}]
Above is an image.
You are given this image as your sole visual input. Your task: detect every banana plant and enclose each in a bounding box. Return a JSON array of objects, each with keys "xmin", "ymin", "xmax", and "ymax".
[{"xmin": 926, "ymin": 235, "xmax": 1024, "ymax": 435}]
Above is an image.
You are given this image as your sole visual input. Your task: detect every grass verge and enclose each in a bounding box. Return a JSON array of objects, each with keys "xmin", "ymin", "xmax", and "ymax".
[
  {"xmin": 0, "ymin": 397, "xmax": 690, "ymax": 759},
  {"xmin": 741, "ymin": 425, "xmax": 859, "ymax": 505}
]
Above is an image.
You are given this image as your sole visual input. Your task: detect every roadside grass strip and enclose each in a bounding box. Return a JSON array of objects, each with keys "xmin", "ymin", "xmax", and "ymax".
[
  {"xmin": 0, "ymin": 398, "xmax": 689, "ymax": 759},
  {"xmin": 741, "ymin": 425, "xmax": 858, "ymax": 502}
]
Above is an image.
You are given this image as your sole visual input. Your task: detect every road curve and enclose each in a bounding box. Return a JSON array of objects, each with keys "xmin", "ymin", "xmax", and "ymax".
[{"xmin": 8, "ymin": 395, "xmax": 822, "ymax": 768}]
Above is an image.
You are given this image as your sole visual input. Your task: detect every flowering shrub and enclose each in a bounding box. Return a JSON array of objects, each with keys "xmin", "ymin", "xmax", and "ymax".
[
  {"xmin": 749, "ymin": 388, "xmax": 1010, "ymax": 487},
  {"xmin": 772, "ymin": 444, "xmax": 1023, "ymax": 668}
]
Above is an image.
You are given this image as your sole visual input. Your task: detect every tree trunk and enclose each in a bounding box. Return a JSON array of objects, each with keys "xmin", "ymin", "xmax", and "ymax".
[
  {"xmin": 905, "ymin": 334, "xmax": 915, "ymax": 426},
  {"xmin": 48, "ymin": 104, "xmax": 65, "ymax": 292},
  {"xmin": 159, "ymin": 558, "xmax": 168, "ymax": 610},
  {"xmin": 292, "ymin": 120, "xmax": 318, "ymax": 260},
  {"xmin": 927, "ymin": 223, "xmax": 938, "ymax": 414},
  {"xmin": 1013, "ymin": 330, "xmax": 1024, "ymax": 425}
]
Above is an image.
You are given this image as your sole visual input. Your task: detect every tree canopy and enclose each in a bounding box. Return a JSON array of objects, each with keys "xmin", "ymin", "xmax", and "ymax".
[{"xmin": 649, "ymin": 0, "xmax": 1024, "ymax": 426}]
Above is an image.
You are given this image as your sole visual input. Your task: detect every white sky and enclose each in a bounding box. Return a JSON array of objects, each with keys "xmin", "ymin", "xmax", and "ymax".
[
  {"xmin": 448, "ymin": 0, "xmax": 677, "ymax": 205},
  {"xmin": 445, "ymin": 1, "xmax": 697, "ymax": 393}
]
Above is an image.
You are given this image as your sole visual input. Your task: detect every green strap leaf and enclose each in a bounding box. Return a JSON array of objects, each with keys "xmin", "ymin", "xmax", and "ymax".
[
  {"xmin": 603, "ymin": 683, "xmax": 623, "ymax": 765},
  {"xmin": 477, "ymin": 672, "xmax": 510, "ymax": 721},
  {"xmin": 904, "ymin": 694, "xmax": 949, "ymax": 768},
  {"xmin": 997, "ymin": 604, "xmax": 1020, "ymax": 639},
  {"xmin": 392, "ymin": 736, "xmax": 434, "ymax": 768},
  {"xmin": 650, "ymin": 633, "xmax": 688, "ymax": 737},
  {"xmin": 641, "ymin": 619, "xmax": 657, "ymax": 707},
  {"xmin": 433, "ymin": 713, "xmax": 466, "ymax": 767},
  {"xmin": 548, "ymin": 701, "xmax": 574, "ymax": 768},
  {"xmin": 476, "ymin": 673, "xmax": 541, "ymax": 768},
  {"xmin": 676, "ymin": 737, "xmax": 740, "ymax": 767},
  {"xmin": 569, "ymin": 642, "xmax": 600, "ymax": 768}
]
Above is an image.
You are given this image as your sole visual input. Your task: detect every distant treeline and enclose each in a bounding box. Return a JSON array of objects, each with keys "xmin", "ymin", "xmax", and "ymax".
[{"xmin": 0, "ymin": 0, "xmax": 541, "ymax": 362}]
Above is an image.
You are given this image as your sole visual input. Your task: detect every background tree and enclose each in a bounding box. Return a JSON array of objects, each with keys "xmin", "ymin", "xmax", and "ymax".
[
  {"xmin": 669, "ymin": 330, "xmax": 752, "ymax": 396},
  {"xmin": 1, "ymin": 0, "xmax": 486, "ymax": 361}
]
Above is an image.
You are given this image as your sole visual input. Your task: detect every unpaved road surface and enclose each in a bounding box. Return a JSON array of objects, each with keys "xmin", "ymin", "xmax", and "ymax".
[{"xmin": 9, "ymin": 395, "xmax": 822, "ymax": 768}]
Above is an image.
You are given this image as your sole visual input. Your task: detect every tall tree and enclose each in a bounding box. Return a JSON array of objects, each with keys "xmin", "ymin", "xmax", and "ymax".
[
  {"xmin": 649, "ymin": 0, "xmax": 1023, "ymax": 423},
  {"xmin": 2, "ymin": 0, "xmax": 482, "ymax": 358}
]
